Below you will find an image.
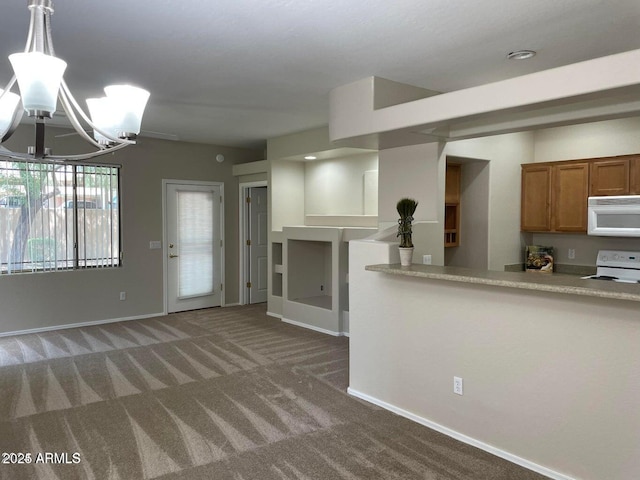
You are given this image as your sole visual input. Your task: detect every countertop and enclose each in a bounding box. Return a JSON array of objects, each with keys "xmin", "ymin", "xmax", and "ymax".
[{"xmin": 365, "ymin": 263, "xmax": 640, "ymax": 303}]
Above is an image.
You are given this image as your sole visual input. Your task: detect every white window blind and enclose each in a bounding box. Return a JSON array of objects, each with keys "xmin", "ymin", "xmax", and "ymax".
[
  {"xmin": 177, "ymin": 190, "xmax": 214, "ymax": 298},
  {"xmin": 0, "ymin": 160, "xmax": 120, "ymax": 274}
]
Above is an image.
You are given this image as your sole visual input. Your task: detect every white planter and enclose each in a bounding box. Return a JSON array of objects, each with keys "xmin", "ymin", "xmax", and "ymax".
[{"xmin": 399, "ymin": 247, "xmax": 414, "ymax": 266}]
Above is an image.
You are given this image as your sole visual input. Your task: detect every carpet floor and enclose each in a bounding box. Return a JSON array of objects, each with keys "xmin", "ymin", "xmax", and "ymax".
[{"xmin": 0, "ymin": 304, "xmax": 548, "ymax": 479}]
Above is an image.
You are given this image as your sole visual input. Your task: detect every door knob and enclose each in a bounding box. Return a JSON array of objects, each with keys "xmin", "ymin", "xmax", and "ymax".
[{"xmin": 169, "ymin": 253, "xmax": 179, "ymax": 258}]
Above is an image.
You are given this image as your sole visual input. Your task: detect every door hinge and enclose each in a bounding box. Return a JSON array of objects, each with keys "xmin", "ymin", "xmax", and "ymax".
[
  {"xmin": 246, "ymin": 196, "xmax": 251, "ymax": 203},
  {"xmin": 221, "ymin": 283, "xmax": 223, "ymax": 291},
  {"xmin": 246, "ymin": 282, "xmax": 252, "ymax": 288},
  {"xmin": 246, "ymin": 239, "xmax": 251, "ymax": 246},
  {"xmin": 220, "ymin": 240, "xmax": 223, "ymax": 247}
]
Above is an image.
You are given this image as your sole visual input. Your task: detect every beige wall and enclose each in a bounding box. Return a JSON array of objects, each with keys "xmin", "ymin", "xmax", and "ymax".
[
  {"xmin": 444, "ymin": 159, "xmax": 490, "ymax": 270},
  {"xmin": 304, "ymin": 153, "xmax": 378, "ymax": 216},
  {"xmin": 533, "ymin": 117, "xmax": 640, "ymax": 162},
  {"xmin": 0, "ymin": 126, "xmax": 261, "ymax": 334},
  {"xmin": 376, "ymin": 133, "xmax": 535, "ymax": 270},
  {"xmin": 377, "ymin": 142, "xmax": 444, "ymax": 265},
  {"xmin": 269, "ymin": 160, "xmax": 305, "ymax": 231},
  {"xmin": 444, "ymin": 131, "xmax": 535, "ymax": 270},
  {"xmin": 378, "ymin": 143, "xmax": 443, "ymax": 223}
]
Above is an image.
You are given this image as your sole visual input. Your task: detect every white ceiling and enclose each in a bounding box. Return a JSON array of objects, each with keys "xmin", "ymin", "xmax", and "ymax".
[{"xmin": 0, "ymin": 0, "xmax": 639, "ymax": 150}]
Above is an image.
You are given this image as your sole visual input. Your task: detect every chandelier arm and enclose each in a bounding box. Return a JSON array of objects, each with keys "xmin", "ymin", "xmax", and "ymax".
[
  {"xmin": 0, "ymin": 76, "xmax": 18, "ymax": 100},
  {"xmin": 24, "ymin": 7, "xmax": 36, "ymax": 52},
  {"xmin": 32, "ymin": 3, "xmax": 47, "ymax": 54},
  {"xmin": 0, "ymin": 148, "xmax": 34, "ymax": 162},
  {"xmin": 44, "ymin": 9, "xmax": 55, "ymax": 56},
  {"xmin": 0, "ymin": 105, "xmax": 24, "ymax": 144},
  {"xmin": 57, "ymin": 87, "xmax": 103, "ymax": 148},
  {"xmin": 60, "ymin": 80, "xmax": 136, "ymax": 146},
  {"xmin": 0, "ymin": 140, "xmax": 129, "ymax": 163},
  {"xmin": 47, "ymin": 142, "xmax": 130, "ymax": 162},
  {"xmin": 0, "ymin": 76, "xmax": 23, "ymax": 143}
]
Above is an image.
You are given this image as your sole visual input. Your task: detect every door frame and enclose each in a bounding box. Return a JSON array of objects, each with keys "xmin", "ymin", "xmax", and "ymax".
[
  {"xmin": 238, "ymin": 180, "xmax": 268, "ymax": 305},
  {"xmin": 162, "ymin": 179, "xmax": 225, "ymax": 314}
]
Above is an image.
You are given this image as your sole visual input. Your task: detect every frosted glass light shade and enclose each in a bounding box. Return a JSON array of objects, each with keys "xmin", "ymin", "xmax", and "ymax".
[
  {"xmin": 104, "ymin": 85, "xmax": 150, "ymax": 136},
  {"xmin": 0, "ymin": 89, "xmax": 20, "ymax": 136},
  {"xmin": 87, "ymin": 97, "xmax": 118, "ymax": 143},
  {"xmin": 9, "ymin": 52, "xmax": 67, "ymax": 116}
]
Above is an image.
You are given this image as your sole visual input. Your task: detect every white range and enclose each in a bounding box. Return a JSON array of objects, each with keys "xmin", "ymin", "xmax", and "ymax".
[{"xmin": 582, "ymin": 250, "xmax": 640, "ymax": 283}]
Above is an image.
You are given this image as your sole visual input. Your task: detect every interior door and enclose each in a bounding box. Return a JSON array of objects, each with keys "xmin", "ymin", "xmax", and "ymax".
[
  {"xmin": 166, "ymin": 182, "xmax": 222, "ymax": 313},
  {"xmin": 248, "ymin": 186, "xmax": 268, "ymax": 304}
]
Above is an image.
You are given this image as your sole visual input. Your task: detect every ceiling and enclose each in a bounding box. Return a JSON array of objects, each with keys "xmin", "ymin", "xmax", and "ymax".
[{"xmin": 0, "ymin": 0, "xmax": 639, "ymax": 150}]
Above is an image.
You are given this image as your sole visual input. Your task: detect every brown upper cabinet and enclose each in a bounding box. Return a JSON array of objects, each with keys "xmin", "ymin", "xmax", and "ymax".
[
  {"xmin": 521, "ymin": 161, "xmax": 588, "ymax": 232},
  {"xmin": 629, "ymin": 156, "xmax": 640, "ymax": 194},
  {"xmin": 590, "ymin": 154, "xmax": 640, "ymax": 196},
  {"xmin": 445, "ymin": 163, "xmax": 461, "ymax": 247},
  {"xmin": 522, "ymin": 154, "xmax": 640, "ymax": 233},
  {"xmin": 553, "ymin": 162, "xmax": 589, "ymax": 232},
  {"xmin": 521, "ymin": 164, "xmax": 551, "ymax": 231},
  {"xmin": 590, "ymin": 158, "xmax": 630, "ymax": 196}
]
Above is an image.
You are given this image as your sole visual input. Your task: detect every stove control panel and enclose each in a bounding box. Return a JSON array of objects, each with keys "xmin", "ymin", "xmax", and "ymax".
[{"xmin": 597, "ymin": 250, "xmax": 640, "ymax": 267}]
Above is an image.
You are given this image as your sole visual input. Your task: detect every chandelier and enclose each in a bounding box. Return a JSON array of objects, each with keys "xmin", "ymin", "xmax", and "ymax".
[{"xmin": 0, "ymin": 0, "xmax": 149, "ymax": 161}]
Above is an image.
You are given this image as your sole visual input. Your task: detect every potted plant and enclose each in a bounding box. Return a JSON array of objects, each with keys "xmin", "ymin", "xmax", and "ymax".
[{"xmin": 397, "ymin": 197, "xmax": 418, "ymax": 266}]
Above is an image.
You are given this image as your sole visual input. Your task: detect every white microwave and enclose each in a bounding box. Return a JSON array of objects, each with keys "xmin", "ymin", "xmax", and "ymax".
[{"xmin": 588, "ymin": 196, "xmax": 640, "ymax": 236}]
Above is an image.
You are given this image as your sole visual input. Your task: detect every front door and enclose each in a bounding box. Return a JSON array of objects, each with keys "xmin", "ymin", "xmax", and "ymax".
[
  {"xmin": 166, "ymin": 182, "xmax": 222, "ymax": 313},
  {"xmin": 248, "ymin": 186, "xmax": 268, "ymax": 304}
]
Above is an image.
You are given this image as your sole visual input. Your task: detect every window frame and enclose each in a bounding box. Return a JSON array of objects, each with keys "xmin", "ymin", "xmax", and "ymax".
[{"xmin": 0, "ymin": 159, "xmax": 122, "ymax": 275}]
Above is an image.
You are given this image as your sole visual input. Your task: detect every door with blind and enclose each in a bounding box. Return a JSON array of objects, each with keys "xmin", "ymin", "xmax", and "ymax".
[{"xmin": 165, "ymin": 182, "xmax": 223, "ymax": 313}]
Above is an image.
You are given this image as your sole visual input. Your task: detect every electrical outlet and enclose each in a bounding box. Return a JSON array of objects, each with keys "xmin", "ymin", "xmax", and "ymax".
[
  {"xmin": 568, "ymin": 248, "xmax": 576, "ymax": 260},
  {"xmin": 320, "ymin": 285, "xmax": 324, "ymax": 291},
  {"xmin": 453, "ymin": 376, "xmax": 463, "ymax": 395},
  {"xmin": 119, "ymin": 291, "xmax": 126, "ymax": 301}
]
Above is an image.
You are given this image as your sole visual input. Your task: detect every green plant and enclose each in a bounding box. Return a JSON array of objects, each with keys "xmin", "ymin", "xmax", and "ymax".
[{"xmin": 396, "ymin": 197, "xmax": 418, "ymax": 248}]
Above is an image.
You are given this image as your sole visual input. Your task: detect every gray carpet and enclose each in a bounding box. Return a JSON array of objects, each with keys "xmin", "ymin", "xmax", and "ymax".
[{"xmin": 0, "ymin": 304, "xmax": 548, "ymax": 479}]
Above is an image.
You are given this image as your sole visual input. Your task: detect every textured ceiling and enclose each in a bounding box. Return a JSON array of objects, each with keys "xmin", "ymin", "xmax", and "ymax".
[{"xmin": 0, "ymin": 0, "xmax": 639, "ymax": 149}]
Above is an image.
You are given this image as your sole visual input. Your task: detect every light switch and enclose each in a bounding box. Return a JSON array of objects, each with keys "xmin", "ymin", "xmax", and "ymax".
[{"xmin": 149, "ymin": 241, "xmax": 162, "ymax": 249}]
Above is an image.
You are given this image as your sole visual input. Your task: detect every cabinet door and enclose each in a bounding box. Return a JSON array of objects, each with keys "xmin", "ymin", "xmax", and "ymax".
[
  {"xmin": 630, "ymin": 156, "xmax": 640, "ymax": 195},
  {"xmin": 445, "ymin": 164, "xmax": 461, "ymax": 246},
  {"xmin": 445, "ymin": 164, "xmax": 461, "ymax": 204},
  {"xmin": 521, "ymin": 165, "xmax": 551, "ymax": 231},
  {"xmin": 553, "ymin": 162, "xmax": 589, "ymax": 232},
  {"xmin": 590, "ymin": 159, "xmax": 629, "ymax": 196}
]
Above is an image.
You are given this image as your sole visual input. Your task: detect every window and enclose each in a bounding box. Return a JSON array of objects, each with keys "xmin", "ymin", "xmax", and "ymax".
[{"xmin": 0, "ymin": 160, "xmax": 120, "ymax": 274}]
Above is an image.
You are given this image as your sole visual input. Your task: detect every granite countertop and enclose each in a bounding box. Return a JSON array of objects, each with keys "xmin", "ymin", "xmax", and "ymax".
[{"xmin": 365, "ymin": 263, "xmax": 640, "ymax": 303}]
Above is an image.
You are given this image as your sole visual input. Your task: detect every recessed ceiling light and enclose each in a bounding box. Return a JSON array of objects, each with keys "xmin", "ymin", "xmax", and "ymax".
[
  {"xmin": 507, "ymin": 50, "xmax": 536, "ymax": 60},
  {"xmin": 304, "ymin": 155, "xmax": 317, "ymax": 160}
]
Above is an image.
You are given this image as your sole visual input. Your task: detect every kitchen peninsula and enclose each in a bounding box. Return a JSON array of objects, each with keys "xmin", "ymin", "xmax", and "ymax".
[
  {"xmin": 365, "ymin": 263, "xmax": 640, "ymax": 303},
  {"xmin": 349, "ymin": 239, "xmax": 640, "ymax": 480}
]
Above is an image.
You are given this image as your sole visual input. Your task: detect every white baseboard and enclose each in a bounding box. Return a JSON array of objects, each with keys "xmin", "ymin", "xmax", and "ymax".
[
  {"xmin": 347, "ymin": 387, "xmax": 575, "ymax": 480},
  {"xmin": 0, "ymin": 312, "xmax": 166, "ymax": 338},
  {"xmin": 281, "ymin": 317, "xmax": 346, "ymax": 337},
  {"xmin": 266, "ymin": 311, "xmax": 283, "ymax": 319}
]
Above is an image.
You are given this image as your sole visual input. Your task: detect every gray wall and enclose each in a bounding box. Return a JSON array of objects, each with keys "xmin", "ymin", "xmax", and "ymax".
[{"xmin": 0, "ymin": 126, "xmax": 261, "ymax": 334}]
